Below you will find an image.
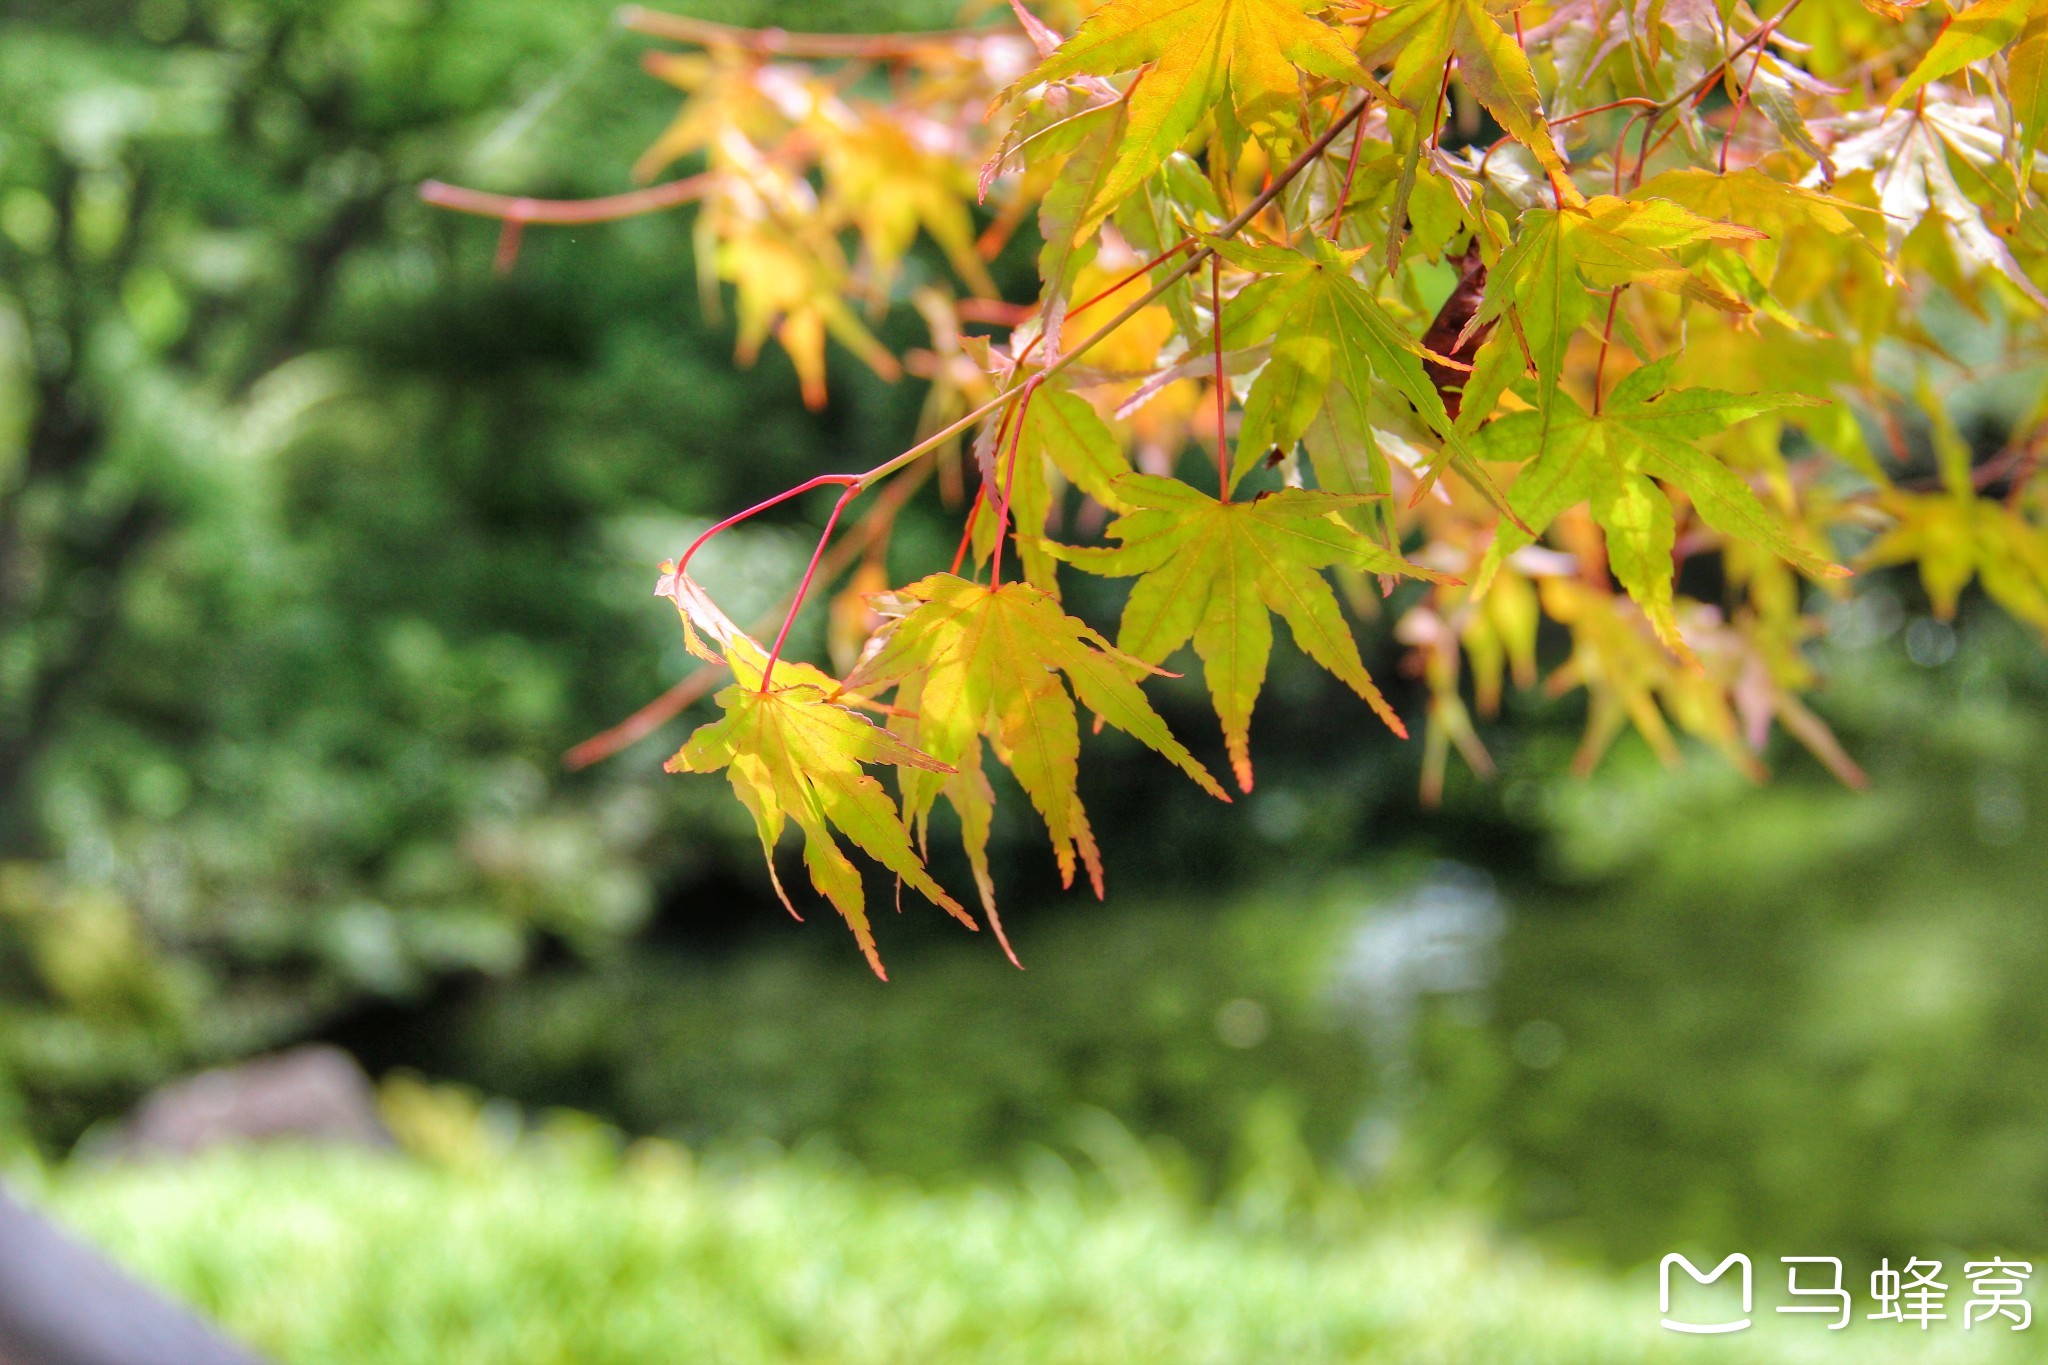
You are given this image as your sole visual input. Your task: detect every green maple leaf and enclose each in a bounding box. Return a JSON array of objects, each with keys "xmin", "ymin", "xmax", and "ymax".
[
  {"xmin": 1474, "ymin": 195, "xmax": 1762, "ymax": 422},
  {"xmin": 1891, "ymin": 0, "xmax": 2040, "ymax": 110},
  {"xmin": 1632, "ymin": 168, "xmax": 1870, "ymax": 267},
  {"xmin": 1354, "ymin": 0, "xmax": 1569, "ymax": 179},
  {"xmin": 1472, "ymin": 359, "xmax": 1845, "ymax": 661},
  {"xmin": 1212, "ymin": 235, "xmax": 1475, "ymax": 498},
  {"xmin": 978, "ymin": 386, "xmax": 1134, "ymax": 595},
  {"xmin": 1010, "ymin": 0, "xmax": 1387, "ymax": 229},
  {"xmin": 661, "ymin": 579, "xmax": 974, "ymax": 980},
  {"xmin": 1050, "ymin": 475, "xmax": 1455, "ymax": 790},
  {"xmin": 888, "ymin": 667, "xmax": 1013, "ymax": 962},
  {"xmin": 1864, "ymin": 385, "xmax": 2048, "ymax": 633},
  {"xmin": 1033, "ymin": 101, "xmax": 1126, "ymax": 332},
  {"xmin": 2013, "ymin": 6, "xmax": 2048, "ymax": 169},
  {"xmin": 843, "ymin": 572, "xmax": 1229, "ymax": 904}
]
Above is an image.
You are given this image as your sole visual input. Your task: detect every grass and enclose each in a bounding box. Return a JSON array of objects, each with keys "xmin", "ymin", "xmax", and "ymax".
[{"xmin": 21, "ymin": 1135, "xmax": 2048, "ymax": 1365}]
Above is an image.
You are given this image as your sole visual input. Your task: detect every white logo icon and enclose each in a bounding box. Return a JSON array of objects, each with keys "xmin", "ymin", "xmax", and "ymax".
[{"xmin": 1661, "ymin": 1253, "xmax": 1752, "ymax": 1334}]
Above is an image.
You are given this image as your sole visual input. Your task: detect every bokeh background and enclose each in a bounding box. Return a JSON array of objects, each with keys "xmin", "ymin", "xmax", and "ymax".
[{"xmin": 3, "ymin": 0, "xmax": 2047, "ymax": 1360}]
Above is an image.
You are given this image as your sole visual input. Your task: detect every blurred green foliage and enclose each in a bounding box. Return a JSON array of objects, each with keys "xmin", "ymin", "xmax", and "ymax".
[
  {"xmin": 426, "ymin": 891, "xmax": 1382, "ymax": 1187},
  {"xmin": 1413, "ymin": 611, "xmax": 2048, "ymax": 1265},
  {"xmin": 38, "ymin": 1134, "xmax": 2048, "ymax": 1365}
]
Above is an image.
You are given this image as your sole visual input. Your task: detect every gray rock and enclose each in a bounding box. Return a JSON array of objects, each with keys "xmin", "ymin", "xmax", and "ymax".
[{"xmin": 103, "ymin": 1044, "xmax": 392, "ymax": 1160}]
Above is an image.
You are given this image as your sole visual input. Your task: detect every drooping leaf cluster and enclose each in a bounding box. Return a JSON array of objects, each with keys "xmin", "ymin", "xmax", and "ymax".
[{"xmin": 437, "ymin": 0, "xmax": 2048, "ymax": 972}]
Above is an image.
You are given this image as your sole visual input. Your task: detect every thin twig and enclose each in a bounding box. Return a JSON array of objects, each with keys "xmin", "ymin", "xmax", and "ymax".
[
  {"xmin": 618, "ymin": 5, "xmax": 1015, "ymax": 59},
  {"xmin": 988, "ymin": 378, "xmax": 1044, "ymax": 587},
  {"xmin": 1629, "ymin": 0, "xmax": 1809, "ymax": 185},
  {"xmin": 1592, "ymin": 289, "xmax": 1622, "ymax": 415},
  {"xmin": 564, "ymin": 461, "xmax": 932, "ymax": 769},
  {"xmin": 1212, "ymin": 253, "xmax": 1231, "ymax": 499},
  {"xmin": 1325, "ymin": 112, "xmax": 1370, "ymax": 239},
  {"xmin": 760, "ymin": 485, "xmax": 861, "ymax": 691},
  {"xmin": 420, "ymin": 174, "xmax": 715, "ymax": 224}
]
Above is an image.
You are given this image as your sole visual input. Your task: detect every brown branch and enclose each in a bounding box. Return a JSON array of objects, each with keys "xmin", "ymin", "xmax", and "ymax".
[
  {"xmin": 418, "ymin": 173, "xmax": 715, "ymax": 225},
  {"xmin": 1420, "ymin": 240, "xmax": 1490, "ymax": 419},
  {"xmin": 616, "ymin": 6, "xmax": 1015, "ymax": 59}
]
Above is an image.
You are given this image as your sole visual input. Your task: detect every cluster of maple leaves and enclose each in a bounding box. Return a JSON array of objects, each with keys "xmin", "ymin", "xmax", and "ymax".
[{"xmin": 437, "ymin": 0, "xmax": 2048, "ymax": 974}]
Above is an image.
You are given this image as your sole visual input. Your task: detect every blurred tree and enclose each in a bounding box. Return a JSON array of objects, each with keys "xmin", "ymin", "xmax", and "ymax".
[
  {"xmin": 1410, "ymin": 610, "xmax": 2048, "ymax": 1262},
  {"xmin": 0, "ymin": 0, "xmax": 977, "ymax": 1146}
]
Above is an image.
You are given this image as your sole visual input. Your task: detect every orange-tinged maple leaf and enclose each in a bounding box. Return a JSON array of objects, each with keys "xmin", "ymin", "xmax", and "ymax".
[
  {"xmin": 817, "ymin": 115, "xmax": 1000, "ymax": 303},
  {"xmin": 718, "ymin": 229, "xmax": 903, "ymax": 411},
  {"xmin": 1008, "ymin": 0, "xmax": 1388, "ymax": 228},
  {"xmin": 844, "ymin": 572, "xmax": 1229, "ymax": 907},
  {"xmin": 1539, "ymin": 578, "xmax": 1766, "ymax": 779},
  {"xmin": 1051, "ymin": 474, "xmax": 1457, "ymax": 790}
]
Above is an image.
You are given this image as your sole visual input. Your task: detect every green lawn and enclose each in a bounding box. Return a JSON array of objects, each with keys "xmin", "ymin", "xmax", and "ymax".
[{"xmin": 20, "ymin": 1143, "xmax": 2043, "ymax": 1365}]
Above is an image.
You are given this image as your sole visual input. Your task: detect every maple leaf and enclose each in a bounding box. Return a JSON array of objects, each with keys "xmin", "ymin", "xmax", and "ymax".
[
  {"xmin": 1009, "ymin": 0, "xmax": 1387, "ymax": 226},
  {"xmin": 889, "ymin": 667, "xmax": 1013, "ymax": 962},
  {"xmin": 817, "ymin": 114, "xmax": 1000, "ymax": 303},
  {"xmin": 717, "ymin": 226, "xmax": 904, "ymax": 412},
  {"xmin": 659, "ymin": 576, "xmax": 974, "ymax": 980},
  {"xmin": 635, "ymin": 51, "xmax": 791, "ymax": 184},
  {"xmin": 843, "ymin": 572, "xmax": 1229, "ymax": 901},
  {"xmin": 1472, "ymin": 358, "xmax": 1845, "ymax": 661},
  {"xmin": 1050, "ymin": 474, "xmax": 1457, "ymax": 790},
  {"xmin": 1632, "ymin": 168, "xmax": 1874, "ymax": 285},
  {"xmin": 1211, "ymin": 236, "xmax": 1476, "ymax": 498},
  {"xmin": 1864, "ymin": 492, "xmax": 2048, "ymax": 633},
  {"xmin": 1354, "ymin": 0, "xmax": 1571, "ymax": 181},
  {"xmin": 2013, "ymin": 5, "xmax": 2048, "ymax": 168},
  {"xmin": 1812, "ymin": 100, "xmax": 2048, "ymax": 308},
  {"xmin": 1474, "ymin": 195, "xmax": 1762, "ymax": 425},
  {"xmin": 1034, "ymin": 101, "xmax": 1126, "ymax": 332},
  {"xmin": 1890, "ymin": 0, "xmax": 2040, "ymax": 111},
  {"xmin": 1539, "ymin": 578, "xmax": 1766, "ymax": 779},
  {"xmin": 976, "ymin": 386, "xmax": 1135, "ymax": 594},
  {"xmin": 630, "ymin": 65, "xmax": 902, "ymax": 410}
]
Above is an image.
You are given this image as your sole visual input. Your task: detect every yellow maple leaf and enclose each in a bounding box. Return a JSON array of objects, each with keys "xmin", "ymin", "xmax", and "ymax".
[
  {"xmin": 1009, "ymin": 0, "xmax": 1388, "ymax": 220},
  {"xmin": 660, "ymin": 576, "xmax": 975, "ymax": 979},
  {"xmin": 844, "ymin": 572, "xmax": 1228, "ymax": 910}
]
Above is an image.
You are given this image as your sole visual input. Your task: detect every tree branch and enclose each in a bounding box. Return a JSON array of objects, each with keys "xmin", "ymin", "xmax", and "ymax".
[
  {"xmin": 616, "ymin": 6, "xmax": 1017, "ymax": 59},
  {"xmin": 419, "ymin": 173, "xmax": 716, "ymax": 225}
]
